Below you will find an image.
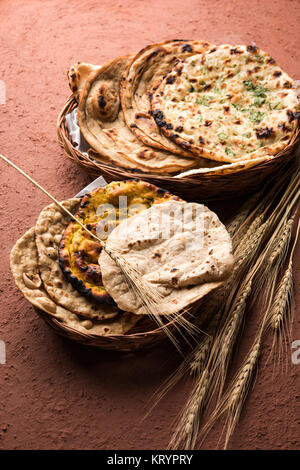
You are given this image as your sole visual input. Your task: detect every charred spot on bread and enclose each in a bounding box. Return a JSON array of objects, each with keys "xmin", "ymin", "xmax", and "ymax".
[
  {"xmin": 247, "ymin": 45, "xmax": 258, "ymax": 53},
  {"xmin": 166, "ymin": 75, "xmax": 176, "ymax": 84},
  {"xmin": 256, "ymin": 127, "xmax": 275, "ymax": 139},
  {"xmin": 182, "ymin": 44, "xmax": 193, "ymax": 53},
  {"xmin": 98, "ymin": 95, "xmax": 106, "ymax": 109},
  {"xmin": 153, "ymin": 109, "xmax": 167, "ymax": 127}
]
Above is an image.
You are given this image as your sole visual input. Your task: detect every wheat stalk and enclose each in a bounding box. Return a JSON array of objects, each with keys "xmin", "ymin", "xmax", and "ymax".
[
  {"xmin": 199, "ymin": 180, "xmax": 299, "ymax": 448},
  {"xmin": 168, "ymin": 369, "xmax": 210, "ymax": 450},
  {"xmin": 267, "ymin": 217, "xmax": 295, "ymax": 267},
  {"xmin": 200, "ymin": 338, "xmax": 261, "ymax": 450},
  {"xmin": 269, "ymin": 261, "xmax": 293, "ymax": 331},
  {"xmin": 267, "ymin": 219, "xmax": 299, "ymax": 370},
  {"xmin": 226, "ymin": 190, "xmax": 263, "ymax": 239}
]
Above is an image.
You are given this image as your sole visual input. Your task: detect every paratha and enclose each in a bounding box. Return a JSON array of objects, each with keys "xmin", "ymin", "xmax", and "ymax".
[
  {"xmin": 150, "ymin": 44, "xmax": 300, "ymax": 163},
  {"xmin": 71, "ymin": 57, "xmax": 197, "ymax": 173},
  {"xmin": 99, "ymin": 201, "xmax": 233, "ymax": 315},
  {"xmin": 10, "ymin": 228, "xmax": 140, "ymax": 336},
  {"xmin": 59, "ymin": 180, "xmax": 182, "ymax": 304}
]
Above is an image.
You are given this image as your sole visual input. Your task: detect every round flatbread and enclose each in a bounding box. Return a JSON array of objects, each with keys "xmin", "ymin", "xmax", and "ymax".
[
  {"xmin": 99, "ymin": 201, "xmax": 233, "ymax": 315},
  {"xmin": 150, "ymin": 44, "xmax": 299, "ymax": 163},
  {"xmin": 59, "ymin": 180, "xmax": 182, "ymax": 305},
  {"xmin": 74, "ymin": 56, "xmax": 197, "ymax": 174},
  {"xmin": 35, "ymin": 198, "xmax": 120, "ymax": 320},
  {"xmin": 10, "ymin": 228, "xmax": 140, "ymax": 336},
  {"xmin": 121, "ymin": 39, "xmax": 216, "ymax": 160}
]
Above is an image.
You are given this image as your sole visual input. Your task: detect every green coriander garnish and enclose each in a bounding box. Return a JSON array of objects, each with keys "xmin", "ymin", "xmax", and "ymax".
[
  {"xmin": 254, "ymin": 86, "xmax": 268, "ymax": 97},
  {"xmin": 249, "ymin": 109, "xmax": 265, "ymax": 123},
  {"xmin": 218, "ymin": 132, "xmax": 228, "ymax": 140},
  {"xmin": 254, "ymin": 96, "xmax": 266, "ymax": 106},
  {"xmin": 269, "ymin": 101, "xmax": 281, "ymax": 110},
  {"xmin": 225, "ymin": 147, "xmax": 236, "ymax": 156},
  {"xmin": 196, "ymin": 96, "xmax": 209, "ymax": 107},
  {"xmin": 242, "ymin": 132, "xmax": 252, "ymax": 138},
  {"xmin": 255, "ymin": 54, "xmax": 264, "ymax": 63},
  {"xmin": 243, "ymin": 80, "xmax": 256, "ymax": 91},
  {"xmin": 243, "ymin": 80, "xmax": 268, "ymax": 98}
]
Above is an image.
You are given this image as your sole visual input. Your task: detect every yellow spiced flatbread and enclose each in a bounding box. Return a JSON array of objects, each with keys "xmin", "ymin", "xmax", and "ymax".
[{"xmin": 58, "ymin": 180, "xmax": 182, "ymax": 304}]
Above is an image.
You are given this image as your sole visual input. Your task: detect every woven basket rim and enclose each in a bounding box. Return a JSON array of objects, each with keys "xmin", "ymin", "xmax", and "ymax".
[
  {"xmin": 57, "ymin": 94, "xmax": 300, "ymax": 183},
  {"xmin": 34, "ymin": 295, "xmax": 206, "ymax": 352},
  {"xmin": 38, "ymin": 296, "xmax": 201, "ymax": 340}
]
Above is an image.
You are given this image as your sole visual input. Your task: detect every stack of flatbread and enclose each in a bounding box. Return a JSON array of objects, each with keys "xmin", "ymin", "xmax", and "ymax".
[
  {"xmin": 67, "ymin": 40, "xmax": 299, "ymax": 177},
  {"xmin": 10, "ymin": 180, "xmax": 233, "ymax": 338}
]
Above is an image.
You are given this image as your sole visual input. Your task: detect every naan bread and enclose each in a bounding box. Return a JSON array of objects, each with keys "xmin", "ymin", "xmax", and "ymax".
[
  {"xmin": 59, "ymin": 180, "xmax": 182, "ymax": 304},
  {"xmin": 151, "ymin": 44, "xmax": 299, "ymax": 163},
  {"xmin": 121, "ymin": 40, "xmax": 213, "ymax": 158},
  {"xmin": 99, "ymin": 201, "xmax": 233, "ymax": 315},
  {"xmin": 10, "ymin": 228, "xmax": 140, "ymax": 336},
  {"xmin": 34, "ymin": 198, "xmax": 120, "ymax": 320},
  {"xmin": 74, "ymin": 56, "xmax": 197, "ymax": 173}
]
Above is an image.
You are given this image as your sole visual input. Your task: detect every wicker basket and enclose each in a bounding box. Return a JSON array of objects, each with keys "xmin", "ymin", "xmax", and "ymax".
[
  {"xmin": 57, "ymin": 95, "xmax": 300, "ymax": 201},
  {"xmin": 35, "ymin": 301, "xmax": 208, "ymax": 352}
]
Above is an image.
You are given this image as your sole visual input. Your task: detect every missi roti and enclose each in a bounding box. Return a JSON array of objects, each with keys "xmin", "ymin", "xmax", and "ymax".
[
  {"xmin": 151, "ymin": 44, "xmax": 299, "ymax": 163},
  {"xmin": 58, "ymin": 180, "xmax": 182, "ymax": 304}
]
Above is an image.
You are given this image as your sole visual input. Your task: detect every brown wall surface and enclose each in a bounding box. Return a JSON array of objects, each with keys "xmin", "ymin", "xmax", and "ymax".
[{"xmin": 0, "ymin": 0, "xmax": 299, "ymax": 450}]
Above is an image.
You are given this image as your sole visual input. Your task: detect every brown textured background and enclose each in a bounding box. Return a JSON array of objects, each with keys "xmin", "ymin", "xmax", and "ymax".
[{"xmin": 0, "ymin": 0, "xmax": 299, "ymax": 450}]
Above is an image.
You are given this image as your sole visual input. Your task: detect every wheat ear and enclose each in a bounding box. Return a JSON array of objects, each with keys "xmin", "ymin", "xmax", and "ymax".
[
  {"xmin": 267, "ymin": 219, "xmax": 300, "ymax": 370},
  {"xmin": 226, "ymin": 190, "xmax": 263, "ymax": 239},
  {"xmin": 200, "ymin": 338, "xmax": 261, "ymax": 450},
  {"xmin": 168, "ymin": 369, "xmax": 210, "ymax": 450}
]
